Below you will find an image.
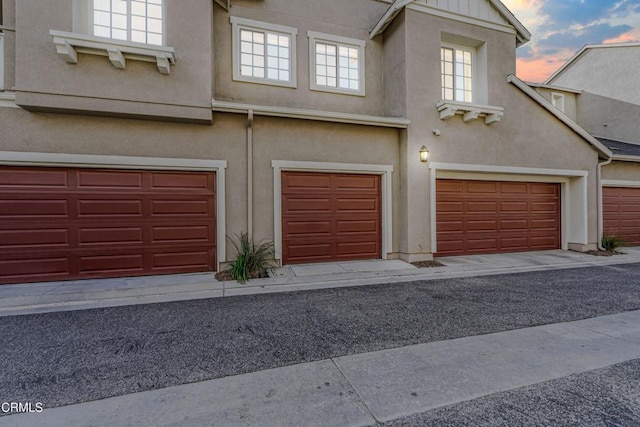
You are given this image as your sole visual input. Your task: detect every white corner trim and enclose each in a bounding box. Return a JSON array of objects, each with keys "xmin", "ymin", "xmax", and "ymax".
[
  {"xmin": 49, "ymin": 30, "xmax": 177, "ymax": 75},
  {"xmin": 230, "ymin": 16, "xmax": 298, "ymax": 89},
  {"xmin": 271, "ymin": 160, "xmax": 394, "ymax": 263},
  {"xmin": 308, "ymin": 31, "xmax": 366, "ymax": 97},
  {"xmin": 0, "ymin": 92, "xmax": 19, "ymax": 108},
  {"xmin": 0, "ymin": 151, "xmax": 227, "ymax": 269},
  {"xmin": 602, "ymin": 179, "xmax": 640, "ymax": 188},
  {"xmin": 212, "ymin": 99, "xmax": 410, "ymax": 128},
  {"xmin": 436, "ymin": 101, "xmax": 504, "ymax": 125},
  {"xmin": 508, "ymin": 74, "xmax": 613, "ymax": 159}
]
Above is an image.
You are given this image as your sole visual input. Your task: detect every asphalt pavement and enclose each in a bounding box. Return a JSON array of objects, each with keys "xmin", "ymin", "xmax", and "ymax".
[{"xmin": 1, "ymin": 262, "xmax": 640, "ymax": 414}]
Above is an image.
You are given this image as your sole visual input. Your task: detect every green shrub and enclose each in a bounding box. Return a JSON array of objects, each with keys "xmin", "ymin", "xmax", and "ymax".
[
  {"xmin": 227, "ymin": 232, "xmax": 274, "ymax": 283},
  {"xmin": 601, "ymin": 234, "xmax": 624, "ymax": 252}
]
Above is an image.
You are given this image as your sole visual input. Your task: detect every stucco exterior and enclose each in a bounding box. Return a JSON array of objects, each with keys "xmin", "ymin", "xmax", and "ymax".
[{"xmin": 0, "ymin": 0, "xmax": 612, "ymax": 277}]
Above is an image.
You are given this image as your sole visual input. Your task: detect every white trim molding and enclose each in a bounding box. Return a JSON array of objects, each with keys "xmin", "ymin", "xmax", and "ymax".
[
  {"xmin": 428, "ymin": 162, "xmax": 591, "ymax": 254},
  {"xmin": 436, "ymin": 101, "xmax": 504, "ymax": 125},
  {"xmin": 271, "ymin": 160, "xmax": 394, "ymax": 263},
  {"xmin": 230, "ymin": 17, "xmax": 298, "ymax": 88},
  {"xmin": 50, "ymin": 30, "xmax": 177, "ymax": 75},
  {"xmin": 602, "ymin": 179, "xmax": 640, "ymax": 188},
  {"xmin": 0, "ymin": 92, "xmax": 19, "ymax": 109},
  {"xmin": 0, "ymin": 151, "xmax": 227, "ymax": 269},
  {"xmin": 308, "ymin": 31, "xmax": 366, "ymax": 97},
  {"xmin": 212, "ymin": 99, "xmax": 410, "ymax": 128}
]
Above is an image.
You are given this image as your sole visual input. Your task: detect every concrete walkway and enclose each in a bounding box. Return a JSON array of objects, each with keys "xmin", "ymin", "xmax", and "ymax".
[
  {"xmin": 5, "ymin": 309, "xmax": 640, "ymax": 426},
  {"xmin": 2, "ymin": 248, "xmax": 640, "ymax": 316}
]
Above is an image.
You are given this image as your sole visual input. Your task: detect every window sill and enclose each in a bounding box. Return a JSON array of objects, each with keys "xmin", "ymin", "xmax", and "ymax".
[
  {"xmin": 437, "ymin": 100, "xmax": 504, "ymax": 125},
  {"xmin": 310, "ymin": 85, "xmax": 365, "ymax": 97},
  {"xmin": 49, "ymin": 30, "xmax": 176, "ymax": 75}
]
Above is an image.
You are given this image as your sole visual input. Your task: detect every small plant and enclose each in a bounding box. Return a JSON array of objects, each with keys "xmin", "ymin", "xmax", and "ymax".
[
  {"xmin": 227, "ymin": 232, "xmax": 275, "ymax": 283},
  {"xmin": 601, "ymin": 234, "xmax": 624, "ymax": 252}
]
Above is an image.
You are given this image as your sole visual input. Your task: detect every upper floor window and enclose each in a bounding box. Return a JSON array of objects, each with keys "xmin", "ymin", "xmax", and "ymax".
[
  {"xmin": 230, "ymin": 17, "xmax": 297, "ymax": 88},
  {"xmin": 92, "ymin": 0, "xmax": 164, "ymax": 46},
  {"xmin": 551, "ymin": 92, "xmax": 565, "ymax": 113},
  {"xmin": 308, "ymin": 32, "xmax": 365, "ymax": 96},
  {"xmin": 441, "ymin": 45, "xmax": 473, "ymax": 103}
]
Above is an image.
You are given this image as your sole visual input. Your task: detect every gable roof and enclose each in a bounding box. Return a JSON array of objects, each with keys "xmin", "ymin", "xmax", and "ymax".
[
  {"xmin": 545, "ymin": 42, "xmax": 640, "ymax": 84},
  {"xmin": 370, "ymin": 0, "xmax": 531, "ymax": 45},
  {"xmin": 508, "ymin": 74, "xmax": 612, "ymax": 159}
]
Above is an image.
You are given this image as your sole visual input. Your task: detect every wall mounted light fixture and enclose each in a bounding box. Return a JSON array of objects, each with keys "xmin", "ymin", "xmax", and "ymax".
[{"xmin": 419, "ymin": 146, "xmax": 429, "ymax": 162}]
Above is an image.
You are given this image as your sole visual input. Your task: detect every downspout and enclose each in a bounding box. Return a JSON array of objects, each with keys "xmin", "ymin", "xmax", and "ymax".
[
  {"xmin": 247, "ymin": 109, "xmax": 254, "ymax": 238},
  {"xmin": 596, "ymin": 156, "xmax": 612, "ymax": 251}
]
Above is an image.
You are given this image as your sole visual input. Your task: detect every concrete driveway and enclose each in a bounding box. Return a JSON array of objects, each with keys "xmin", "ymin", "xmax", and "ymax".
[{"xmin": 2, "ymin": 248, "xmax": 640, "ymax": 316}]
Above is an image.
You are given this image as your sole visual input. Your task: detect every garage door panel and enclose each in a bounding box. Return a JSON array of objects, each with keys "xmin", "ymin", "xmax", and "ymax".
[
  {"xmin": 77, "ymin": 170, "xmax": 144, "ymax": 189},
  {"xmin": 0, "ymin": 199, "xmax": 69, "ymax": 217},
  {"xmin": 437, "ymin": 179, "xmax": 560, "ymax": 256},
  {"xmin": 78, "ymin": 227, "xmax": 144, "ymax": 245},
  {"xmin": 0, "ymin": 257, "xmax": 70, "ymax": 279},
  {"xmin": 336, "ymin": 198, "xmax": 378, "ymax": 212},
  {"xmin": 335, "ymin": 175, "xmax": 379, "ymax": 191},
  {"xmin": 79, "ymin": 254, "xmax": 145, "ymax": 274},
  {"xmin": 603, "ymin": 187, "xmax": 640, "ymax": 245},
  {"xmin": 284, "ymin": 173, "xmax": 332, "ymax": 191},
  {"xmin": 151, "ymin": 172, "xmax": 213, "ymax": 191},
  {"xmin": 337, "ymin": 241, "xmax": 378, "ymax": 257},
  {"xmin": 78, "ymin": 199, "xmax": 144, "ymax": 217},
  {"xmin": 283, "ymin": 198, "xmax": 332, "ymax": 213},
  {"xmin": 0, "ymin": 167, "xmax": 216, "ymax": 284},
  {"xmin": 0, "ymin": 168, "xmax": 69, "ymax": 188},
  {"xmin": 0, "ymin": 228, "xmax": 70, "ymax": 249},
  {"xmin": 282, "ymin": 172, "xmax": 381, "ymax": 264},
  {"xmin": 467, "ymin": 182, "xmax": 498, "ymax": 193},
  {"xmin": 336, "ymin": 220, "xmax": 378, "ymax": 233}
]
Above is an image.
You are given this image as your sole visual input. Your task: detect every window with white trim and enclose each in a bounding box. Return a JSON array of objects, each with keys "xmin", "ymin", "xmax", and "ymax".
[
  {"xmin": 551, "ymin": 92, "xmax": 565, "ymax": 113},
  {"xmin": 441, "ymin": 44, "xmax": 474, "ymax": 103},
  {"xmin": 91, "ymin": 0, "xmax": 164, "ymax": 46},
  {"xmin": 308, "ymin": 32, "xmax": 365, "ymax": 96},
  {"xmin": 230, "ymin": 17, "xmax": 297, "ymax": 88}
]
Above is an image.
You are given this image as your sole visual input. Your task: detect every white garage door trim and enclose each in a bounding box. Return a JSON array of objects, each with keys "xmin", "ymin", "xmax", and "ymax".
[
  {"xmin": 429, "ymin": 162, "xmax": 590, "ymax": 253},
  {"xmin": 0, "ymin": 151, "xmax": 228, "ymax": 269},
  {"xmin": 602, "ymin": 179, "xmax": 640, "ymax": 188},
  {"xmin": 272, "ymin": 160, "xmax": 393, "ymax": 264}
]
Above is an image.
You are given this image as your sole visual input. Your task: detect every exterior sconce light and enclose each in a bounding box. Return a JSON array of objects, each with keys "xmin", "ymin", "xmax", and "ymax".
[{"xmin": 419, "ymin": 146, "xmax": 429, "ymax": 162}]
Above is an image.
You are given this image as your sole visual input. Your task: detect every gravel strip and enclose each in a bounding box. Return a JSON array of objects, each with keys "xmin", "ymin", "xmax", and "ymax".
[{"xmin": 1, "ymin": 263, "xmax": 640, "ymax": 408}]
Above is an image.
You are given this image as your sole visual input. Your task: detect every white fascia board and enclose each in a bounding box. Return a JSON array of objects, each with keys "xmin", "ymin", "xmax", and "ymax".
[
  {"xmin": 488, "ymin": 0, "xmax": 531, "ymax": 45},
  {"xmin": 526, "ymin": 82, "xmax": 582, "ymax": 94},
  {"xmin": 612, "ymin": 155, "xmax": 640, "ymax": 163},
  {"xmin": 212, "ymin": 99, "xmax": 410, "ymax": 128},
  {"xmin": 507, "ymin": 74, "xmax": 613, "ymax": 159},
  {"xmin": 370, "ymin": 0, "xmax": 415, "ymax": 39}
]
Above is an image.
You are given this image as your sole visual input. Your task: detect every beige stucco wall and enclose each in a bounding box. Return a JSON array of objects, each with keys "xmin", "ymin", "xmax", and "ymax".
[
  {"xmin": 12, "ymin": 0, "xmax": 213, "ymax": 122},
  {"xmin": 551, "ymin": 47, "xmax": 640, "ymax": 106},
  {"xmin": 603, "ymin": 161, "xmax": 640, "ymax": 181},
  {"xmin": 1, "ymin": 0, "xmax": 16, "ymax": 91},
  {"xmin": 212, "ymin": 0, "xmax": 389, "ymax": 117}
]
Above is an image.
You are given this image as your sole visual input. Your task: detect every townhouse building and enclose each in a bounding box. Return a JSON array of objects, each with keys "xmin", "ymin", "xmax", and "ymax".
[{"xmin": 0, "ymin": 0, "xmax": 612, "ymax": 284}]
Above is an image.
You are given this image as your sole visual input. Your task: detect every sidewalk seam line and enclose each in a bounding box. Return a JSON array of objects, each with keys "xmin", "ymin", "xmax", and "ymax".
[
  {"xmin": 330, "ymin": 358, "xmax": 379, "ymax": 424},
  {"xmin": 573, "ymin": 323, "xmax": 640, "ymax": 346}
]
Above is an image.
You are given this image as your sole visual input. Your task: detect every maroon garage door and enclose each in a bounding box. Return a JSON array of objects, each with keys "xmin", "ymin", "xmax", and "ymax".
[
  {"xmin": 436, "ymin": 179, "xmax": 561, "ymax": 256},
  {"xmin": 603, "ymin": 187, "xmax": 640, "ymax": 245},
  {"xmin": 0, "ymin": 166, "xmax": 216, "ymax": 284},
  {"xmin": 281, "ymin": 171, "xmax": 382, "ymax": 264}
]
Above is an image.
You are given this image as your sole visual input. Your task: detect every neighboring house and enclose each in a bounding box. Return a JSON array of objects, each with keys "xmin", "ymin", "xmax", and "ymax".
[
  {"xmin": 533, "ymin": 43, "xmax": 640, "ymax": 245},
  {"xmin": 0, "ymin": 0, "xmax": 612, "ymax": 285}
]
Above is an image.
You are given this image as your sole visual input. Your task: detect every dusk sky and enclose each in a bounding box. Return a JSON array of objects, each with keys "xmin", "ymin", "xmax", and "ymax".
[{"xmin": 501, "ymin": 0, "xmax": 640, "ymax": 82}]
